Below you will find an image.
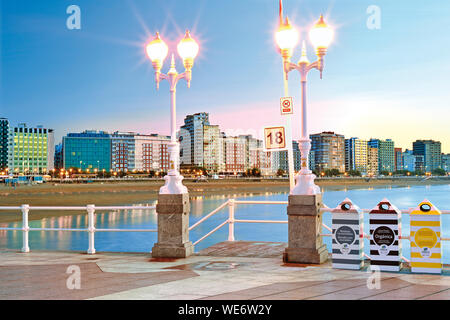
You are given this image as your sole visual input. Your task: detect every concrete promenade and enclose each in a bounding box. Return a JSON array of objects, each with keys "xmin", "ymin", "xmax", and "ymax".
[{"xmin": 1, "ymin": 241, "xmax": 450, "ymax": 300}]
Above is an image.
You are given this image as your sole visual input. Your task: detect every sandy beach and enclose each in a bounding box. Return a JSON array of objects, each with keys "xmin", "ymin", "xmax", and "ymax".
[{"xmin": 0, "ymin": 178, "xmax": 448, "ymax": 223}]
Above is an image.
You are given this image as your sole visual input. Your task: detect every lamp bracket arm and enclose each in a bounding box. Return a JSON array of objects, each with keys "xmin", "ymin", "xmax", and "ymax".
[
  {"xmin": 159, "ymin": 73, "xmax": 169, "ymax": 81},
  {"xmin": 311, "ymin": 56, "xmax": 325, "ymax": 78},
  {"xmin": 284, "ymin": 61, "xmax": 297, "ymax": 74},
  {"xmin": 176, "ymin": 72, "xmax": 188, "ymax": 83},
  {"xmin": 178, "ymin": 71, "xmax": 192, "ymax": 88},
  {"xmin": 307, "ymin": 60, "xmax": 320, "ymax": 73}
]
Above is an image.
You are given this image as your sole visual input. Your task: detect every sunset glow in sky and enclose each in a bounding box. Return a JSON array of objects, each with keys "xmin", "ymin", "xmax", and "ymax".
[{"xmin": 1, "ymin": 0, "xmax": 450, "ymax": 152}]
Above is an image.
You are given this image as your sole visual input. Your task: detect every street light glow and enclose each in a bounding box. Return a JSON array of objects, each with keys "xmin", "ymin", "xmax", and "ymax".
[
  {"xmin": 177, "ymin": 30, "xmax": 199, "ymax": 65},
  {"xmin": 146, "ymin": 32, "xmax": 169, "ymax": 64},
  {"xmin": 275, "ymin": 18, "xmax": 299, "ymax": 52},
  {"xmin": 309, "ymin": 15, "xmax": 334, "ymax": 50}
]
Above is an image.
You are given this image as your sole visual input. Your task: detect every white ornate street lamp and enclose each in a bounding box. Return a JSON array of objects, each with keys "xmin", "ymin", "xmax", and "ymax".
[
  {"xmin": 276, "ymin": 12, "xmax": 334, "ymax": 195},
  {"xmin": 146, "ymin": 30, "xmax": 199, "ymax": 194}
]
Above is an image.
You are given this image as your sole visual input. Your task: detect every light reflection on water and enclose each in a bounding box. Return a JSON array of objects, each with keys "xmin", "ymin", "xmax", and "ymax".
[{"xmin": 1, "ymin": 184, "xmax": 450, "ymax": 262}]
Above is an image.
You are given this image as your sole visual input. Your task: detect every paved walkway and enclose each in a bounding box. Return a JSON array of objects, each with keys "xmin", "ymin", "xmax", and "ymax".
[{"xmin": 1, "ymin": 241, "xmax": 450, "ymax": 300}]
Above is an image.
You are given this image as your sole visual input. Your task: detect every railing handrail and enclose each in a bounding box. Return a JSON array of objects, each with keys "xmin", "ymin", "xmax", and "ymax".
[
  {"xmin": 2, "ymin": 199, "xmax": 450, "ymax": 255},
  {"xmin": 0, "ymin": 205, "xmax": 156, "ymax": 211},
  {"xmin": 0, "ymin": 204, "xmax": 157, "ymax": 254},
  {"xmin": 234, "ymin": 200, "xmax": 288, "ymax": 205},
  {"xmin": 189, "ymin": 198, "xmax": 450, "ymax": 249},
  {"xmin": 190, "ymin": 199, "xmax": 292, "ymax": 246},
  {"xmin": 189, "ymin": 201, "xmax": 229, "ymax": 231}
]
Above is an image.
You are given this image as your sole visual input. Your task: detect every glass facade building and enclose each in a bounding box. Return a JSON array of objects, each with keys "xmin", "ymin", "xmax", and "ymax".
[
  {"xmin": 7, "ymin": 123, "xmax": 54, "ymax": 174},
  {"xmin": 63, "ymin": 131, "xmax": 112, "ymax": 171},
  {"xmin": 442, "ymin": 154, "xmax": 450, "ymax": 172},
  {"xmin": 0, "ymin": 118, "xmax": 8, "ymax": 170},
  {"xmin": 394, "ymin": 148, "xmax": 403, "ymax": 171},
  {"xmin": 402, "ymin": 149, "xmax": 416, "ymax": 172},
  {"xmin": 413, "ymin": 140, "xmax": 442, "ymax": 172},
  {"xmin": 271, "ymin": 141, "xmax": 305, "ymax": 174},
  {"xmin": 368, "ymin": 139, "xmax": 395, "ymax": 173},
  {"xmin": 345, "ymin": 137, "xmax": 368, "ymax": 174}
]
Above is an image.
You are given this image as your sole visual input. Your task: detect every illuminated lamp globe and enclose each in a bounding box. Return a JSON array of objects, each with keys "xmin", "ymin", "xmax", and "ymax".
[
  {"xmin": 146, "ymin": 32, "xmax": 169, "ymax": 64},
  {"xmin": 309, "ymin": 15, "xmax": 334, "ymax": 50},
  {"xmin": 275, "ymin": 18, "xmax": 299, "ymax": 53},
  {"xmin": 177, "ymin": 30, "xmax": 199, "ymax": 66}
]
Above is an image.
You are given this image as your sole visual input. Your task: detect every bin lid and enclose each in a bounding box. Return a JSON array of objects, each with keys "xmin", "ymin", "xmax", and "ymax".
[
  {"xmin": 331, "ymin": 198, "xmax": 361, "ymax": 214},
  {"xmin": 411, "ymin": 199, "xmax": 441, "ymax": 216},
  {"xmin": 369, "ymin": 198, "xmax": 401, "ymax": 215}
]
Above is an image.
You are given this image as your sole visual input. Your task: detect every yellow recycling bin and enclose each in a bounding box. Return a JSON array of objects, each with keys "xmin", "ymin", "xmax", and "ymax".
[
  {"xmin": 331, "ymin": 198, "xmax": 364, "ymax": 270},
  {"xmin": 369, "ymin": 199, "xmax": 402, "ymax": 272},
  {"xmin": 410, "ymin": 200, "xmax": 442, "ymax": 274}
]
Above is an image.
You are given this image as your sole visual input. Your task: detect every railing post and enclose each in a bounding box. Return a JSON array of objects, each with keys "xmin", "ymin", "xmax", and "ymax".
[
  {"xmin": 228, "ymin": 199, "xmax": 235, "ymax": 241},
  {"xmin": 21, "ymin": 204, "xmax": 30, "ymax": 253},
  {"xmin": 87, "ymin": 204, "xmax": 96, "ymax": 254}
]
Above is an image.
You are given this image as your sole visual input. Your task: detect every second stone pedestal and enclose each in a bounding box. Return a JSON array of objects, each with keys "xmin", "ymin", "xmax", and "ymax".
[
  {"xmin": 283, "ymin": 194, "xmax": 328, "ymax": 264},
  {"xmin": 151, "ymin": 193, "xmax": 194, "ymax": 258}
]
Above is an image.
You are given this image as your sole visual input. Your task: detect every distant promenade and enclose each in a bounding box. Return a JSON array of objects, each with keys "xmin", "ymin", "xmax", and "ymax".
[{"xmin": 0, "ymin": 177, "xmax": 449, "ymax": 223}]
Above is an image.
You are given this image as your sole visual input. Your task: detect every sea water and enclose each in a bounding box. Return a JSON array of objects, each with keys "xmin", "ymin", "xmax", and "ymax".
[{"xmin": 0, "ymin": 184, "xmax": 449, "ymax": 263}]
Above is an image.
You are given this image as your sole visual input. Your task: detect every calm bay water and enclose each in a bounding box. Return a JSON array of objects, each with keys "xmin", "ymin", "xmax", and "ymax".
[{"xmin": 1, "ymin": 184, "xmax": 449, "ymax": 262}]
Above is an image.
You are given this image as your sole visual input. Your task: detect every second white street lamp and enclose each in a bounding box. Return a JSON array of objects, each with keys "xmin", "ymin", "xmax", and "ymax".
[
  {"xmin": 276, "ymin": 11, "xmax": 334, "ymax": 195},
  {"xmin": 146, "ymin": 30, "xmax": 199, "ymax": 194}
]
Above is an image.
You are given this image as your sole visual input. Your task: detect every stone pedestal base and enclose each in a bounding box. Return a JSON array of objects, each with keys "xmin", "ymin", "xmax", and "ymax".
[
  {"xmin": 152, "ymin": 242, "xmax": 194, "ymax": 259},
  {"xmin": 151, "ymin": 193, "xmax": 194, "ymax": 258},
  {"xmin": 283, "ymin": 194, "xmax": 328, "ymax": 264},
  {"xmin": 283, "ymin": 246, "xmax": 328, "ymax": 264}
]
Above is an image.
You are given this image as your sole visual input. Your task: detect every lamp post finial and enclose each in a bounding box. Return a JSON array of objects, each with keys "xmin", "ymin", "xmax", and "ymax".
[{"xmin": 279, "ymin": 0, "xmax": 284, "ymax": 26}]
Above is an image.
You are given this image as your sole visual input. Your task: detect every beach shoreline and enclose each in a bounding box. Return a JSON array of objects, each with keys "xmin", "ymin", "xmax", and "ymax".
[{"xmin": 0, "ymin": 178, "xmax": 448, "ymax": 223}]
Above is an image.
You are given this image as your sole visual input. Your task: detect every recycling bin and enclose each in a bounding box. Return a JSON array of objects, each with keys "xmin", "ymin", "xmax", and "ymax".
[
  {"xmin": 410, "ymin": 200, "xmax": 442, "ymax": 274},
  {"xmin": 369, "ymin": 199, "xmax": 402, "ymax": 272},
  {"xmin": 331, "ymin": 198, "xmax": 364, "ymax": 270}
]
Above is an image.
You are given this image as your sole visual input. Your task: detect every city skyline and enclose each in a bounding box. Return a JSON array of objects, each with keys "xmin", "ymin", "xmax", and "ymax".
[
  {"xmin": 2, "ymin": 113, "xmax": 447, "ymax": 176},
  {"xmin": 1, "ymin": 1, "xmax": 450, "ymax": 152},
  {"xmin": 2, "ymin": 113, "xmax": 449, "ymax": 155}
]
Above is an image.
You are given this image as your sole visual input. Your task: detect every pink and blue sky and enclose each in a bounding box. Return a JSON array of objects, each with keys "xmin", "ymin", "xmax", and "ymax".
[{"xmin": 1, "ymin": 0, "xmax": 450, "ymax": 152}]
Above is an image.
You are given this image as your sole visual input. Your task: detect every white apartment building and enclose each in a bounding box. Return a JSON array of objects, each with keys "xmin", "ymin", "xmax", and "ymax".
[
  {"xmin": 179, "ymin": 113, "xmax": 275, "ymax": 175},
  {"xmin": 110, "ymin": 132, "xmax": 170, "ymax": 172},
  {"xmin": 241, "ymin": 135, "xmax": 272, "ymax": 175},
  {"xmin": 179, "ymin": 113, "xmax": 209, "ymax": 168},
  {"xmin": 112, "ymin": 132, "xmax": 135, "ymax": 172},
  {"xmin": 224, "ymin": 136, "xmax": 247, "ymax": 173},
  {"xmin": 203, "ymin": 125, "xmax": 225, "ymax": 173},
  {"xmin": 367, "ymin": 146, "xmax": 379, "ymax": 176},
  {"xmin": 179, "ymin": 113, "xmax": 225, "ymax": 173},
  {"xmin": 134, "ymin": 134, "xmax": 170, "ymax": 172}
]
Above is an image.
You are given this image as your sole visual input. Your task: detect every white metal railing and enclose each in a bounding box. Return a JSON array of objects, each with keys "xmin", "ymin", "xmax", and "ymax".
[
  {"xmin": 189, "ymin": 199, "xmax": 288, "ymax": 246},
  {"xmin": 2, "ymin": 199, "xmax": 450, "ymax": 257},
  {"xmin": 189, "ymin": 199, "xmax": 450, "ymax": 257},
  {"xmin": 319, "ymin": 206, "xmax": 450, "ymax": 242},
  {"xmin": 0, "ymin": 205, "xmax": 156, "ymax": 254}
]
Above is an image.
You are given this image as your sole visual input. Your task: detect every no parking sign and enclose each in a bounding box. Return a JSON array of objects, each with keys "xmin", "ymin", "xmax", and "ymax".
[{"xmin": 280, "ymin": 97, "xmax": 293, "ymax": 115}]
